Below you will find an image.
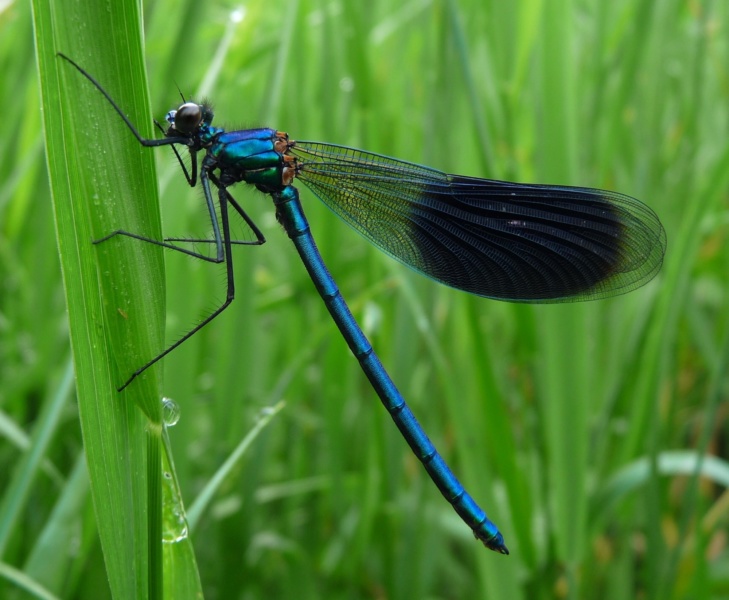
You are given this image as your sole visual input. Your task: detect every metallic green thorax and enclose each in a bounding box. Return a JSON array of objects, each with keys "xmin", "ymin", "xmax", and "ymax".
[{"xmin": 209, "ymin": 127, "xmax": 296, "ymax": 189}]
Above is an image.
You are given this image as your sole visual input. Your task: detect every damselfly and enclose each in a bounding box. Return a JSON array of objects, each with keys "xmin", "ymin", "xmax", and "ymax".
[{"xmin": 58, "ymin": 53, "xmax": 666, "ymax": 555}]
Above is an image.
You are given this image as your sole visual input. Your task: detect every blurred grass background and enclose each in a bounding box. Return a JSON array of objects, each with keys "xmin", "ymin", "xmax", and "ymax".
[{"xmin": 3, "ymin": 0, "xmax": 729, "ymax": 598}]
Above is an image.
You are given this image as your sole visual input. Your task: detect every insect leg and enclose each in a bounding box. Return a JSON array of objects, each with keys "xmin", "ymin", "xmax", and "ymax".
[{"xmin": 117, "ymin": 168, "xmax": 237, "ymax": 390}]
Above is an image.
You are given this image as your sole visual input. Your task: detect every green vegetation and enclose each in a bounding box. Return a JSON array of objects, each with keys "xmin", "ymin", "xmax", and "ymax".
[{"xmin": 2, "ymin": 0, "xmax": 727, "ymax": 598}]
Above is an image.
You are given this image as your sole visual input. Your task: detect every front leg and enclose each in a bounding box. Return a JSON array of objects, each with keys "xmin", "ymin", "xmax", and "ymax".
[{"xmin": 58, "ymin": 53, "xmax": 190, "ymax": 150}]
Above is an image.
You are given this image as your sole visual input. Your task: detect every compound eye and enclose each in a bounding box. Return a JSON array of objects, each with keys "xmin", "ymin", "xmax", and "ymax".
[{"xmin": 173, "ymin": 102, "xmax": 202, "ymax": 134}]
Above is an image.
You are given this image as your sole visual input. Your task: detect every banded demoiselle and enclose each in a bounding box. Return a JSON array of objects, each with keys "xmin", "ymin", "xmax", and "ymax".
[{"xmin": 58, "ymin": 53, "xmax": 666, "ymax": 555}]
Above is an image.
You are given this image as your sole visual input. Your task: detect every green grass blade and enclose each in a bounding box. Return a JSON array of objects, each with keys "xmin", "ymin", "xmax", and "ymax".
[
  {"xmin": 31, "ymin": 0, "xmax": 189, "ymax": 597},
  {"xmin": 22, "ymin": 456, "xmax": 90, "ymax": 594},
  {"xmin": 0, "ymin": 561, "xmax": 59, "ymax": 600},
  {"xmin": 187, "ymin": 401, "xmax": 285, "ymax": 529},
  {"xmin": 0, "ymin": 362, "xmax": 73, "ymax": 556}
]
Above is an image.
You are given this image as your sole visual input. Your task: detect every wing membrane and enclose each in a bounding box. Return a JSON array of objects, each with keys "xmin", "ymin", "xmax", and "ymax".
[{"xmin": 291, "ymin": 142, "xmax": 666, "ymax": 302}]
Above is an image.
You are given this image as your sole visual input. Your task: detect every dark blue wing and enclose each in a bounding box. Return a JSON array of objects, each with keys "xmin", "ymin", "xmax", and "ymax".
[{"xmin": 291, "ymin": 141, "xmax": 666, "ymax": 302}]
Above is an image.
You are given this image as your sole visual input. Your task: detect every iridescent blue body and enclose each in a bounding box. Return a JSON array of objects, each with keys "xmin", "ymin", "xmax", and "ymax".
[{"xmin": 59, "ymin": 53, "xmax": 667, "ymax": 555}]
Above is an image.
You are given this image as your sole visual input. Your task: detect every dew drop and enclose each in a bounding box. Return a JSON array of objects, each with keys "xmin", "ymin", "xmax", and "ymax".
[{"xmin": 162, "ymin": 397, "xmax": 180, "ymax": 427}]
